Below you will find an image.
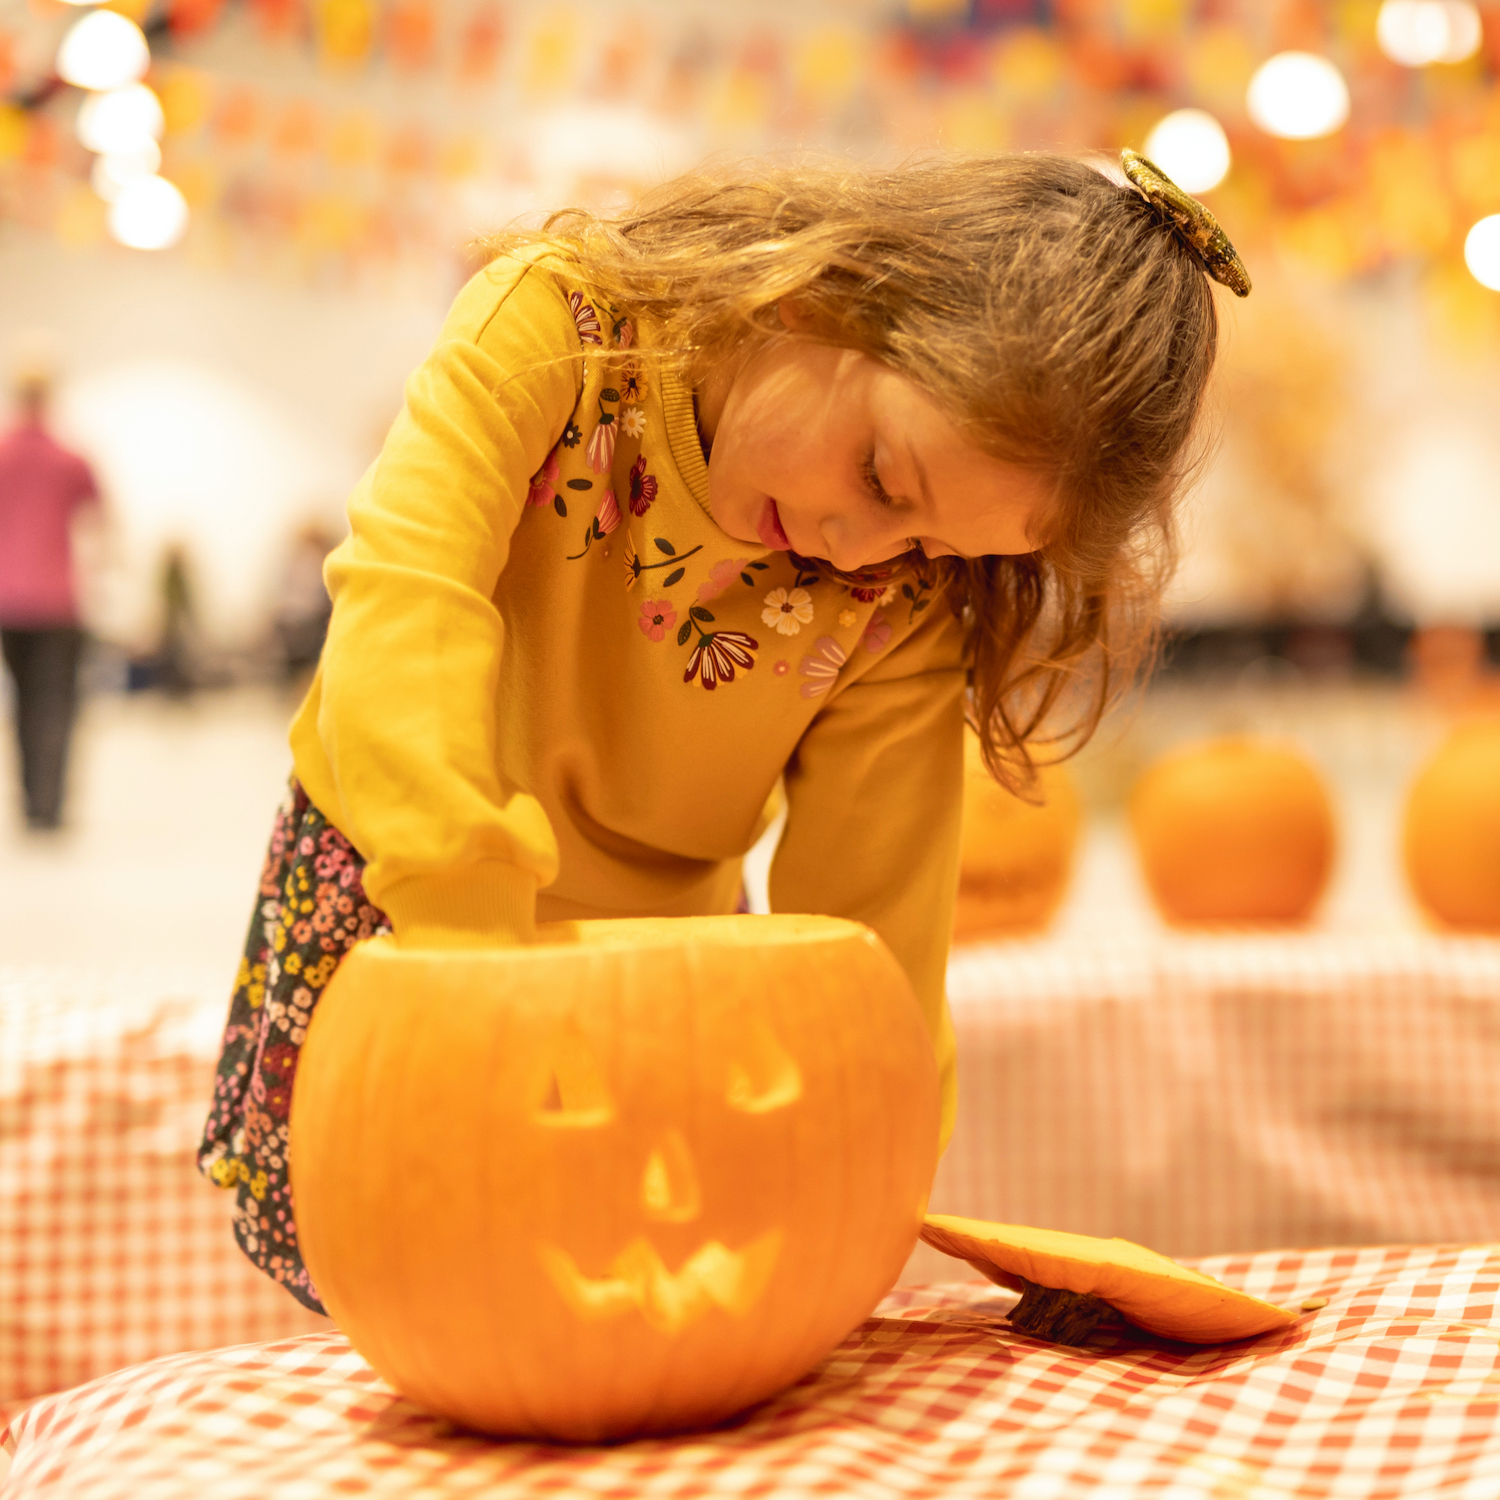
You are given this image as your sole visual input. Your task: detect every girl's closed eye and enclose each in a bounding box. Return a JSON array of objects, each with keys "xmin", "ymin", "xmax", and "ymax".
[
  {"xmin": 859, "ymin": 448, "xmax": 929, "ymax": 561},
  {"xmin": 862, "ymin": 449, "xmax": 925, "ymax": 555},
  {"xmin": 860, "ymin": 449, "xmax": 894, "ymax": 507}
]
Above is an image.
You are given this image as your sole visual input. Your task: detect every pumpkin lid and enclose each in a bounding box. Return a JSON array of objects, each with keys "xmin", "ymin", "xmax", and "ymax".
[{"xmin": 920, "ymin": 1215, "xmax": 1297, "ymax": 1344}]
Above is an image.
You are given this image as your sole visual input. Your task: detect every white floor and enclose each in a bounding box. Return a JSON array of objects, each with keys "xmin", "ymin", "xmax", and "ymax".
[
  {"xmin": 0, "ymin": 687, "xmax": 299, "ymax": 976},
  {"xmin": 0, "ymin": 679, "xmax": 1447, "ymax": 977}
]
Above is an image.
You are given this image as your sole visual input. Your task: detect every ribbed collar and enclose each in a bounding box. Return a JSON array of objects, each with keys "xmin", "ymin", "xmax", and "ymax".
[{"xmin": 658, "ymin": 361, "xmax": 713, "ymax": 520}]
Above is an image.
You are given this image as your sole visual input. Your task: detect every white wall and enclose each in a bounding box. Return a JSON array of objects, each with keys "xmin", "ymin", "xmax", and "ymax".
[{"xmin": 1166, "ymin": 272, "xmax": 1500, "ymax": 629}]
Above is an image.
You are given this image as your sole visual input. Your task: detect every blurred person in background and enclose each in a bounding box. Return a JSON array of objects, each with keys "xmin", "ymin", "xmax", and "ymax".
[
  {"xmin": 273, "ymin": 521, "xmax": 337, "ymax": 687},
  {"xmin": 155, "ymin": 542, "xmax": 198, "ymax": 699},
  {"xmin": 0, "ymin": 367, "xmax": 99, "ymax": 831}
]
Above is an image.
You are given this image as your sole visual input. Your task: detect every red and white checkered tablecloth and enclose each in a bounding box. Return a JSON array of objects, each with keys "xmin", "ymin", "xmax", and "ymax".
[
  {"xmin": 7, "ymin": 937, "xmax": 1500, "ymax": 1429},
  {"xmin": 906, "ymin": 932, "xmax": 1500, "ymax": 1284},
  {"xmin": 6, "ymin": 1243, "xmax": 1500, "ymax": 1499},
  {"xmin": 0, "ymin": 967, "xmax": 328, "ymax": 1416}
]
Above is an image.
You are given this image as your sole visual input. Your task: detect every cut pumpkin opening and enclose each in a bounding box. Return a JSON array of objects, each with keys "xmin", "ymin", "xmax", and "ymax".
[{"xmin": 920, "ymin": 1215, "xmax": 1298, "ymax": 1346}]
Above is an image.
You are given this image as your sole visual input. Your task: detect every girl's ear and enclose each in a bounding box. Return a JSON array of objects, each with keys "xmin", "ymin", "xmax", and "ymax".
[{"xmin": 777, "ymin": 296, "xmax": 816, "ymax": 333}]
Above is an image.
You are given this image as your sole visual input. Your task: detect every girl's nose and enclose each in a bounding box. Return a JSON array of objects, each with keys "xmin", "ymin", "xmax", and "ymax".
[{"xmin": 817, "ymin": 512, "xmax": 909, "ymax": 572}]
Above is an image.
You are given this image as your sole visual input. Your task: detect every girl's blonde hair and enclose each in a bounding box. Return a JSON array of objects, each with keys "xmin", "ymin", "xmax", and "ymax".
[{"xmin": 484, "ymin": 154, "xmax": 1219, "ymax": 789}]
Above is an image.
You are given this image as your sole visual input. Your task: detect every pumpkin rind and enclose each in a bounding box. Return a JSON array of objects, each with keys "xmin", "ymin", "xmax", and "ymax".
[
  {"xmin": 954, "ymin": 741, "xmax": 1081, "ymax": 941},
  {"xmin": 920, "ymin": 1215, "xmax": 1297, "ymax": 1343},
  {"xmin": 1129, "ymin": 737, "xmax": 1334, "ymax": 925},
  {"xmin": 1403, "ymin": 719, "xmax": 1500, "ymax": 931},
  {"xmin": 290, "ymin": 915, "xmax": 941, "ymax": 1441}
]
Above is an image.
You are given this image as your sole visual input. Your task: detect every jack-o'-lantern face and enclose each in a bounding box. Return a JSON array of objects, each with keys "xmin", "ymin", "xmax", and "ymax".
[
  {"xmin": 290, "ymin": 916, "xmax": 940, "ymax": 1442},
  {"xmin": 527, "ymin": 1011, "xmax": 802, "ymax": 1334}
]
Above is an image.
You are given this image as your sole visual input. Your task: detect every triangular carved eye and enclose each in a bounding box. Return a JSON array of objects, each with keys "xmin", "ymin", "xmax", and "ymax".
[
  {"xmin": 725, "ymin": 1017, "xmax": 803, "ymax": 1114},
  {"xmin": 532, "ymin": 1026, "xmax": 614, "ymax": 1128}
]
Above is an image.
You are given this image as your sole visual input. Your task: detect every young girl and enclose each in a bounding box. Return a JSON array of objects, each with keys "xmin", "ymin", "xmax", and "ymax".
[{"xmin": 199, "ymin": 150, "xmax": 1247, "ymax": 1314}]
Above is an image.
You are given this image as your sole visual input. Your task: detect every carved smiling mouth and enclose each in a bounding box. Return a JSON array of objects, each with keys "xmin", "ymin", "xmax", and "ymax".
[{"xmin": 538, "ymin": 1231, "xmax": 784, "ymax": 1335}]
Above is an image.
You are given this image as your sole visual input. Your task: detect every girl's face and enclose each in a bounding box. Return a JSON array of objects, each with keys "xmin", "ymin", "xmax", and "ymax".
[{"xmin": 698, "ymin": 325, "xmax": 1052, "ymax": 573}]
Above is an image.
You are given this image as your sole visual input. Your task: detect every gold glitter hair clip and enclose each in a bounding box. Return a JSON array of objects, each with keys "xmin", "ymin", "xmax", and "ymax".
[{"xmin": 1120, "ymin": 148, "xmax": 1251, "ymax": 298}]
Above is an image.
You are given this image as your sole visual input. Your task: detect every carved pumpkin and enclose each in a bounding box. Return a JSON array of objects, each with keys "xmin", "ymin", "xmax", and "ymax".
[
  {"xmin": 920, "ymin": 1215, "xmax": 1296, "ymax": 1344},
  {"xmin": 290, "ymin": 915, "xmax": 940, "ymax": 1442},
  {"xmin": 1129, "ymin": 737, "xmax": 1334, "ymax": 924},
  {"xmin": 954, "ymin": 735, "xmax": 1081, "ymax": 941},
  {"xmin": 1403, "ymin": 718, "xmax": 1500, "ymax": 931}
]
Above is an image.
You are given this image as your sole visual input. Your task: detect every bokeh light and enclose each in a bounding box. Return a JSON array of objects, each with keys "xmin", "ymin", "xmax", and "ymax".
[
  {"xmin": 107, "ymin": 175, "xmax": 189, "ymax": 250},
  {"xmin": 56, "ymin": 11, "xmax": 151, "ymax": 92},
  {"xmin": 1464, "ymin": 215, "xmax": 1500, "ymax": 291},
  {"xmin": 1143, "ymin": 108, "xmax": 1231, "ymax": 193},
  {"xmin": 90, "ymin": 143, "xmax": 163, "ymax": 203},
  {"xmin": 76, "ymin": 85, "xmax": 165, "ymax": 157},
  {"xmin": 1377, "ymin": 1, "xmax": 1483, "ymax": 67},
  {"xmin": 1246, "ymin": 52, "xmax": 1351, "ymax": 140}
]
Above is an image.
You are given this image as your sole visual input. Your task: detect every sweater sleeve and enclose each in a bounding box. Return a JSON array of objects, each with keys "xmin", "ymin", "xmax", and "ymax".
[
  {"xmin": 767, "ymin": 598, "xmax": 967, "ymax": 1149},
  {"xmin": 289, "ymin": 255, "xmax": 582, "ymax": 947}
]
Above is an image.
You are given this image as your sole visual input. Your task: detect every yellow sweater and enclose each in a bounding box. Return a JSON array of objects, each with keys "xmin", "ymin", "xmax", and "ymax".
[{"xmin": 290, "ymin": 247, "xmax": 964, "ymax": 1137}]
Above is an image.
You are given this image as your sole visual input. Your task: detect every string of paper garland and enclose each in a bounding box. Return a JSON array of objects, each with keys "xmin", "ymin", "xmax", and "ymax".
[{"xmin": 0, "ymin": 1, "xmax": 1495, "ymax": 301}]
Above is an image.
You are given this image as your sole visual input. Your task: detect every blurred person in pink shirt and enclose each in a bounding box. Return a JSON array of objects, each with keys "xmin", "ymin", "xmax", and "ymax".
[{"xmin": 0, "ymin": 370, "xmax": 98, "ymax": 830}]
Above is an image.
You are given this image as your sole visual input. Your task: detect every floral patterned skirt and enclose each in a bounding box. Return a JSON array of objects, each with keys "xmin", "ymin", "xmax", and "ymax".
[{"xmin": 197, "ymin": 781, "xmax": 390, "ymax": 1314}]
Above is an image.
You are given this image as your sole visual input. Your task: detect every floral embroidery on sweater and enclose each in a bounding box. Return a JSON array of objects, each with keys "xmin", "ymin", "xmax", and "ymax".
[
  {"xmin": 862, "ymin": 610, "xmax": 894, "ymax": 654},
  {"xmin": 568, "ymin": 291, "xmax": 603, "ymax": 346},
  {"xmin": 526, "ymin": 450, "xmax": 560, "ymax": 510},
  {"xmin": 619, "ymin": 359, "xmax": 647, "ymax": 403},
  {"xmin": 595, "ymin": 488, "xmax": 620, "ymax": 535},
  {"xmin": 536, "ymin": 279, "xmax": 930, "ymax": 697},
  {"xmin": 627, "ymin": 453, "xmax": 658, "ymax": 517},
  {"xmin": 762, "ymin": 586, "xmax": 814, "ymax": 637},
  {"xmin": 799, "ymin": 635, "xmax": 847, "ymax": 698},
  {"xmin": 682, "ymin": 611, "xmax": 758, "ymax": 690},
  {"xmin": 698, "ymin": 557, "xmax": 750, "ymax": 602},
  {"xmin": 623, "ymin": 532, "xmax": 703, "ymax": 590},
  {"xmin": 638, "ymin": 597, "xmax": 677, "ymax": 641},
  {"xmin": 616, "ymin": 535, "xmax": 760, "ymax": 690},
  {"xmin": 586, "ymin": 398, "xmax": 617, "ymax": 473},
  {"xmin": 901, "ymin": 573, "xmax": 936, "ymax": 624}
]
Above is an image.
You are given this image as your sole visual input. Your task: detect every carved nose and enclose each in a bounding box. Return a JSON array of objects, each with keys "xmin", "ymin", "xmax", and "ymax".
[{"xmin": 639, "ymin": 1130, "xmax": 701, "ymax": 1223}]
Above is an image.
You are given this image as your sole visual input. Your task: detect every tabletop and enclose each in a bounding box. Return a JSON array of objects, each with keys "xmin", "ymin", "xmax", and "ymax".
[{"xmin": 6, "ymin": 1243, "xmax": 1500, "ymax": 1499}]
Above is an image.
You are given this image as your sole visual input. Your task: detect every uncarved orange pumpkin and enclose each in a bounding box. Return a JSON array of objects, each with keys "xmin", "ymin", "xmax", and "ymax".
[
  {"xmin": 954, "ymin": 737, "xmax": 1081, "ymax": 941},
  {"xmin": 920, "ymin": 1215, "xmax": 1296, "ymax": 1343},
  {"xmin": 1129, "ymin": 736, "xmax": 1334, "ymax": 924},
  {"xmin": 1403, "ymin": 717, "xmax": 1500, "ymax": 931},
  {"xmin": 289, "ymin": 915, "xmax": 941, "ymax": 1442}
]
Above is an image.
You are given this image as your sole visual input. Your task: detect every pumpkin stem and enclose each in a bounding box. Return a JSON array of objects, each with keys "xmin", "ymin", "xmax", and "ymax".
[{"xmin": 1008, "ymin": 1277, "xmax": 1126, "ymax": 1346}]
